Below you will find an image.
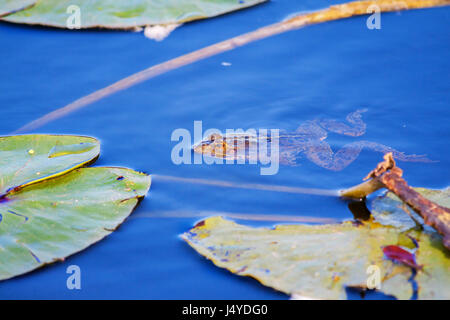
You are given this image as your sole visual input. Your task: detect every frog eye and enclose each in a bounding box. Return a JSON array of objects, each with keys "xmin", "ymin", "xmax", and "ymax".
[{"xmin": 209, "ymin": 134, "xmax": 222, "ymax": 142}]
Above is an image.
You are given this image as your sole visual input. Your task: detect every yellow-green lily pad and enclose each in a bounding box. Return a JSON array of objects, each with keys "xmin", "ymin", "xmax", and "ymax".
[
  {"xmin": 0, "ymin": 135, "xmax": 151, "ymax": 280},
  {"xmin": 371, "ymin": 188, "xmax": 450, "ymax": 299},
  {"xmin": 182, "ymin": 216, "xmax": 416, "ymax": 299},
  {"xmin": 414, "ymin": 230, "xmax": 450, "ymax": 299},
  {"xmin": 2, "ymin": 0, "xmax": 267, "ymax": 29},
  {"xmin": 183, "ymin": 212, "xmax": 450, "ymax": 299}
]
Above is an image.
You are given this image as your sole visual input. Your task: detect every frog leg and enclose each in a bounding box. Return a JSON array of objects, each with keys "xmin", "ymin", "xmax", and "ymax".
[
  {"xmin": 318, "ymin": 109, "xmax": 368, "ymax": 137},
  {"xmin": 279, "ymin": 148, "xmax": 301, "ymax": 166},
  {"xmin": 305, "ymin": 140, "xmax": 433, "ymax": 171},
  {"xmin": 355, "ymin": 141, "xmax": 435, "ymax": 163},
  {"xmin": 295, "ymin": 120, "xmax": 328, "ymax": 139},
  {"xmin": 304, "ymin": 141, "xmax": 355, "ymax": 171}
]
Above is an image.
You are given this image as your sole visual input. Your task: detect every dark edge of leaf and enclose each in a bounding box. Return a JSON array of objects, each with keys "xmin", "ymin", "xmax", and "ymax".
[
  {"xmin": 0, "ymin": 1, "xmax": 37, "ymax": 19},
  {"xmin": 0, "ymin": 0, "xmax": 268, "ymax": 30}
]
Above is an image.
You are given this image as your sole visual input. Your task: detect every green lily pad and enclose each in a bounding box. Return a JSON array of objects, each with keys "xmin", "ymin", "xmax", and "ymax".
[
  {"xmin": 0, "ymin": 167, "xmax": 151, "ymax": 280},
  {"xmin": 0, "ymin": 134, "xmax": 151, "ymax": 280},
  {"xmin": 2, "ymin": 0, "xmax": 267, "ymax": 29},
  {"xmin": 0, "ymin": 0, "xmax": 36, "ymax": 18},
  {"xmin": 0, "ymin": 134, "xmax": 100, "ymax": 196}
]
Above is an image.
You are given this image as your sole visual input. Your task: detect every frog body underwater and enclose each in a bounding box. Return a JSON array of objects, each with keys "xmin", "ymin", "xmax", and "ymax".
[{"xmin": 192, "ymin": 109, "xmax": 433, "ymax": 171}]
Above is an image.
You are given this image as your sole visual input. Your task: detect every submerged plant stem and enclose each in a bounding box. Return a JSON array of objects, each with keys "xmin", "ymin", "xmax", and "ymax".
[
  {"xmin": 14, "ymin": 0, "xmax": 450, "ymax": 133},
  {"xmin": 153, "ymin": 174, "xmax": 338, "ymax": 197},
  {"xmin": 339, "ymin": 178, "xmax": 384, "ymax": 199}
]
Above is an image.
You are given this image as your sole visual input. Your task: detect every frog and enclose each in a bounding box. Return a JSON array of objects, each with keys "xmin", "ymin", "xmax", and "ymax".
[{"xmin": 192, "ymin": 109, "xmax": 433, "ymax": 171}]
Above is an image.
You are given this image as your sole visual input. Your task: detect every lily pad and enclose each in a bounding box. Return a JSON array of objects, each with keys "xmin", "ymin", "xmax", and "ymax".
[
  {"xmin": 0, "ymin": 0, "xmax": 36, "ymax": 18},
  {"xmin": 183, "ymin": 212, "xmax": 450, "ymax": 299},
  {"xmin": 0, "ymin": 134, "xmax": 100, "ymax": 196},
  {"xmin": 414, "ymin": 230, "xmax": 450, "ymax": 299},
  {"xmin": 0, "ymin": 134, "xmax": 151, "ymax": 280},
  {"xmin": 2, "ymin": 0, "xmax": 268, "ymax": 29}
]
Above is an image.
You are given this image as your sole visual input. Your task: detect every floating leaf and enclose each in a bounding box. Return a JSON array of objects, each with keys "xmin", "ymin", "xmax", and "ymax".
[
  {"xmin": 2, "ymin": 0, "xmax": 267, "ymax": 29},
  {"xmin": 182, "ymin": 187, "xmax": 450, "ymax": 299},
  {"xmin": 0, "ymin": 167, "xmax": 150, "ymax": 280},
  {"xmin": 0, "ymin": 135, "xmax": 151, "ymax": 280},
  {"xmin": 182, "ymin": 217, "xmax": 415, "ymax": 299},
  {"xmin": 0, "ymin": 135, "xmax": 100, "ymax": 196},
  {"xmin": 371, "ymin": 188, "xmax": 450, "ymax": 299},
  {"xmin": 0, "ymin": 0, "xmax": 36, "ymax": 18},
  {"xmin": 414, "ymin": 230, "xmax": 450, "ymax": 299}
]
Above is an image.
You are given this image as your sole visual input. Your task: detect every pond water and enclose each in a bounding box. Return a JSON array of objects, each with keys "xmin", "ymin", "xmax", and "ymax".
[{"xmin": 0, "ymin": 0, "xmax": 448, "ymax": 299}]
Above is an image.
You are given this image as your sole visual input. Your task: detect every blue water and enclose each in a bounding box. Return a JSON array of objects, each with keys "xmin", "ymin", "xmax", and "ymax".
[{"xmin": 0, "ymin": 0, "xmax": 449, "ymax": 299}]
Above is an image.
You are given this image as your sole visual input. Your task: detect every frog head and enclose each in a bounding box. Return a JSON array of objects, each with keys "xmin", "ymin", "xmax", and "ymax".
[{"xmin": 192, "ymin": 133, "xmax": 231, "ymax": 158}]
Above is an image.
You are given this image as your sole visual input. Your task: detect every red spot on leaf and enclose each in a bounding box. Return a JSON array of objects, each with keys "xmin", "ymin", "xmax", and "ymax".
[{"xmin": 383, "ymin": 245, "xmax": 422, "ymax": 270}]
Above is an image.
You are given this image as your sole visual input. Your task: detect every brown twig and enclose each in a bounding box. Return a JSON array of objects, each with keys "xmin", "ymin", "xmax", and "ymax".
[{"xmin": 341, "ymin": 153, "xmax": 450, "ymax": 249}]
